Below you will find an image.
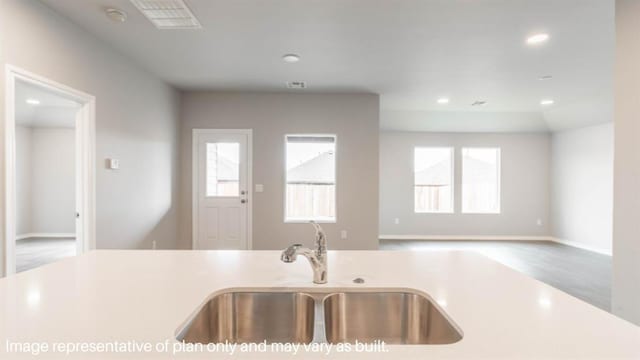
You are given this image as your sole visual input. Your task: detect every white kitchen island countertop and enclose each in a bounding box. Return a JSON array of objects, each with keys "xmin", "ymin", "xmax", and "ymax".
[{"xmin": 1, "ymin": 250, "xmax": 639, "ymax": 359}]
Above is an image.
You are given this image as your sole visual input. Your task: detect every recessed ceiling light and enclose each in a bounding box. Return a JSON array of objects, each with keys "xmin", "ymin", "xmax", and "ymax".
[
  {"xmin": 540, "ymin": 99, "xmax": 555, "ymax": 106},
  {"xmin": 437, "ymin": 98, "xmax": 450, "ymax": 104},
  {"xmin": 539, "ymin": 75, "xmax": 553, "ymax": 80},
  {"xmin": 105, "ymin": 8, "xmax": 127, "ymax": 23},
  {"xmin": 527, "ymin": 33, "xmax": 550, "ymax": 45},
  {"xmin": 26, "ymin": 99, "xmax": 40, "ymax": 106},
  {"xmin": 282, "ymin": 54, "xmax": 301, "ymax": 63}
]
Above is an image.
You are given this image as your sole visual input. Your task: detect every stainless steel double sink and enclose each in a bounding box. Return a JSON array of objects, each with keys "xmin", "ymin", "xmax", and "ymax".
[{"xmin": 176, "ymin": 289, "xmax": 462, "ymax": 345}]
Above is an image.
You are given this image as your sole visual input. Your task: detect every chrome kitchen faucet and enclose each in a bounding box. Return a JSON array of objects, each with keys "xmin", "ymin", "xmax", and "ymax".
[{"xmin": 281, "ymin": 221, "xmax": 328, "ymax": 284}]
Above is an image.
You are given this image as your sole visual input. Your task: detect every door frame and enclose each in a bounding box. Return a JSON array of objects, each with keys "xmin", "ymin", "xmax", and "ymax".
[
  {"xmin": 192, "ymin": 129, "xmax": 253, "ymax": 250},
  {"xmin": 3, "ymin": 65, "xmax": 96, "ymax": 276}
]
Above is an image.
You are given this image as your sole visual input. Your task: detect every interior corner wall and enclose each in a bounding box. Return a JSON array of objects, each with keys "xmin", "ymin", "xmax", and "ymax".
[
  {"xmin": 550, "ymin": 123, "xmax": 613, "ymax": 254},
  {"xmin": 179, "ymin": 92, "xmax": 380, "ymax": 250},
  {"xmin": 379, "ymin": 131, "xmax": 551, "ymax": 238},
  {"xmin": 0, "ymin": 0, "xmax": 181, "ymax": 268},
  {"xmin": 613, "ymin": 0, "xmax": 640, "ymax": 326}
]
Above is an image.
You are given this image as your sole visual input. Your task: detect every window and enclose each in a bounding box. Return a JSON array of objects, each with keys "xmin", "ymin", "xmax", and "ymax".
[
  {"xmin": 462, "ymin": 148, "xmax": 501, "ymax": 213},
  {"xmin": 285, "ymin": 135, "xmax": 336, "ymax": 222},
  {"xmin": 414, "ymin": 147, "xmax": 454, "ymax": 213},
  {"xmin": 206, "ymin": 142, "xmax": 240, "ymax": 197}
]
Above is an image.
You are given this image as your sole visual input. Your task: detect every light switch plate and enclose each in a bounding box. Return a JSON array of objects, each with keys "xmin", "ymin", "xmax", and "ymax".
[
  {"xmin": 107, "ymin": 158, "xmax": 119, "ymax": 170},
  {"xmin": 255, "ymin": 184, "xmax": 264, "ymax": 193}
]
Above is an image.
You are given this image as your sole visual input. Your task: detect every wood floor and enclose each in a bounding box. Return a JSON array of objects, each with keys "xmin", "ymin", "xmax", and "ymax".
[
  {"xmin": 16, "ymin": 238, "xmax": 76, "ymax": 273},
  {"xmin": 380, "ymin": 240, "xmax": 612, "ymax": 312}
]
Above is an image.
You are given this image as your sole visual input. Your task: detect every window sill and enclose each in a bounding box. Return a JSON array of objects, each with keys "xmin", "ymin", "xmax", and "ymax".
[
  {"xmin": 285, "ymin": 219, "xmax": 336, "ymax": 224},
  {"xmin": 461, "ymin": 211, "xmax": 501, "ymax": 215},
  {"xmin": 414, "ymin": 211, "xmax": 455, "ymax": 214}
]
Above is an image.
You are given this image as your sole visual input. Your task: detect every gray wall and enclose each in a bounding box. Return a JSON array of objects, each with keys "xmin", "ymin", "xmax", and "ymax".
[
  {"xmin": 379, "ymin": 131, "xmax": 550, "ymax": 237},
  {"xmin": 179, "ymin": 92, "xmax": 380, "ymax": 250},
  {"xmin": 551, "ymin": 123, "xmax": 613, "ymax": 254},
  {"xmin": 0, "ymin": 0, "xmax": 181, "ymax": 274},
  {"xmin": 613, "ymin": 0, "xmax": 640, "ymax": 325}
]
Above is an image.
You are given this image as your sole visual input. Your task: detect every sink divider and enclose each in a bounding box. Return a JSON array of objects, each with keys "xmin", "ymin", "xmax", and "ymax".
[{"xmin": 310, "ymin": 293, "xmax": 329, "ymax": 344}]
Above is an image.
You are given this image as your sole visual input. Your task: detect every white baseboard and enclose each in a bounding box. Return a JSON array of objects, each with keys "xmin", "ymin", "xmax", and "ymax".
[
  {"xmin": 16, "ymin": 232, "xmax": 75, "ymax": 240},
  {"xmin": 379, "ymin": 235, "xmax": 555, "ymax": 241},
  {"xmin": 550, "ymin": 238, "xmax": 612, "ymax": 256},
  {"xmin": 379, "ymin": 234, "xmax": 612, "ymax": 256}
]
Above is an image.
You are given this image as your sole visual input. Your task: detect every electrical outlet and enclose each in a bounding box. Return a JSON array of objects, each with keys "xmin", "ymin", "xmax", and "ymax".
[
  {"xmin": 394, "ymin": 218, "xmax": 400, "ymax": 225},
  {"xmin": 536, "ymin": 219, "xmax": 543, "ymax": 226},
  {"xmin": 340, "ymin": 230, "xmax": 347, "ymax": 240},
  {"xmin": 152, "ymin": 240, "xmax": 157, "ymax": 250}
]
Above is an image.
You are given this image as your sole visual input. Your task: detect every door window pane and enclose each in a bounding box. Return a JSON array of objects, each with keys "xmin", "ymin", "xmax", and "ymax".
[
  {"xmin": 462, "ymin": 148, "xmax": 501, "ymax": 213},
  {"xmin": 206, "ymin": 142, "xmax": 239, "ymax": 197},
  {"xmin": 414, "ymin": 147, "xmax": 454, "ymax": 213},
  {"xmin": 285, "ymin": 135, "xmax": 336, "ymax": 222}
]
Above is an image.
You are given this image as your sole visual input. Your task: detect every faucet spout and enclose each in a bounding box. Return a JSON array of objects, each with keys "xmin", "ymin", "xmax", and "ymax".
[{"xmin": 280, "ymin": 222, "xmax": 328, "ymax": 284}]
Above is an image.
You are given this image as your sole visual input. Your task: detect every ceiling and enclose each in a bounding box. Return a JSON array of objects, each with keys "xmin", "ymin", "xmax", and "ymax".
[
  {"xmin": 38, "ymin": 0, "xmax": 614, "ymax": 132},
  {"xmin": 16, "ymin": 80, "xmax": 80, "ymax": 128}
]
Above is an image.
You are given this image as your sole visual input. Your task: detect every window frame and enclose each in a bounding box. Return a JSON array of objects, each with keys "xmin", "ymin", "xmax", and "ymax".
[
  {"xmin": 413, "ymin": 146, "xmax": 455, "ymax": 214},
  {"xmin": 283, "ymin": 134, "xmax": 338, "ymax": 223},
  {"xmin": 461, "ymin": 147, "xmax": 502, "ymax": 214}
]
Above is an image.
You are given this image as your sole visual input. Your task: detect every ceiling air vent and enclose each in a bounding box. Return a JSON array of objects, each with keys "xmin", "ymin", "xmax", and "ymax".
[
  {"xmin": 129, "ymin": 0, "xmax": 201, "ymax": 29},
  {"xmin": 471, "ymin": 100, "xmax": 487, "ymax": 107},
  {"xmin": 286, "ymin": 81, "xmax": 307, "ymax": 89}
]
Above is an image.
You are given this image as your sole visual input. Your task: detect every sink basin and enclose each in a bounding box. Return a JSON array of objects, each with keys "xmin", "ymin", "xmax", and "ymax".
[
  {"xmin": 323, "ymin": 291, "xmax": 462, "ymax": 345},
  {"xmin": 178, "ymin": 291, "xmax": 315, "ymax": 344},
  {"xmin": 177, "ymin": 289, "xmax": 462, "ymax": 345}
]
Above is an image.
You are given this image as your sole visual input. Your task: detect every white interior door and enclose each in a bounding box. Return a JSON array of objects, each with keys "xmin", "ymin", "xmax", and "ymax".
[{"xmin": 193, "ymin": 130, "xmax": 250, "ymax": 249}]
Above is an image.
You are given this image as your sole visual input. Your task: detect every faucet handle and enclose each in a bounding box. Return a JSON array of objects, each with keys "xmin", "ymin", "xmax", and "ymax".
[
  {"xmin": 309, "ymin": 221, "xmax": 326, "ymax": 250},
  {"xmin": 309, "ymin": 220, "xmax": 322, "ymax": 234}
]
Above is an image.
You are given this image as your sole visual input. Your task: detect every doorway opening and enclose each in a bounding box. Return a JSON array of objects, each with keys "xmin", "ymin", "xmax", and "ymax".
[{"xmin": 3, "ymin": 66, "xmax": 95, "ymax": 275}]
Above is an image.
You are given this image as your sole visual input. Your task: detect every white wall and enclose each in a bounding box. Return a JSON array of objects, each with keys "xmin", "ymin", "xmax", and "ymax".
[
  {"xmin": 551, "ymin": 123, "xmax": 613, "ymax": 254},
  {"xmin": 16, "ymin": 127, "xmax": 75, "ymax": 236},
  {"xmin": 380, "ymin": 131, "xmax": 550, "ymax": 237},
  {"xmin": 15, "ymin": 126, "xmax": 32, "ymax": 236},
  {"xmin": 31, "ymin": 128, "xmax": 75, "ymax": 234},
  {"xmin": 180, "ymin": 92, "xmax": 380, "ymax": 250},
  {"xmin": 613, "ymin": 0, "xmax": 640, "ymax": 325},
  {"xmin": 0, "ymin": 0, "xmax": 181, "ymax": 274}
]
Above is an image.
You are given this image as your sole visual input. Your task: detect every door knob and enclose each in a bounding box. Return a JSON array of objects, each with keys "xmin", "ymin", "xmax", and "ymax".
[{"xmin": 241, "ymin": 199, "xmax": 247, "ymax": 204}]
